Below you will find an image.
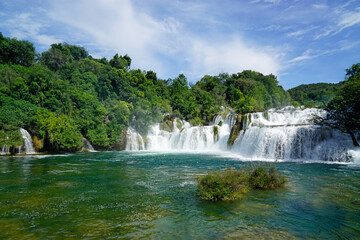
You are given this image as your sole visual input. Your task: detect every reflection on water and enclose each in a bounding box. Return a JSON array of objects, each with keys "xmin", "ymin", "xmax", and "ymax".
[{"xmin": 0, "ymin": 152, "xmax": 359, "ymax": 239}]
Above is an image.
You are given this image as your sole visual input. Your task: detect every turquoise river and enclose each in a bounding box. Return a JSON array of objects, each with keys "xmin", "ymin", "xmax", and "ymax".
[{"xmin": 0, "ymin": 151, "xmax": 359, "ymax": 239}]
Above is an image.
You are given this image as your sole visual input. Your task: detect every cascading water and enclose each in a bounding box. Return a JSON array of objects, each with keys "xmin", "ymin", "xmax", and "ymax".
[
  {"xmin": 231, "ymin": 107, "xmax": 356, "ymax": 162},
  {"xmin": 147, "ymin": 117, "xmax": 233, "ymax": 151},
  {"xmin": 136, "ymin": 107, "xmax": 360, "ymax": 163},
  {"xmin": 20, "ymin": 128, "xmax": 35, "ymax": 154},
  {"xmin": 126, "ymin": 127, "xmax": 145, "ymax": 150},
  {"xmin": 82, "ymin": 138, "xmax": 96, "ymax": 152},
  {"xmin": 1, "ymin": 144, "xmax": 10, "ymax": 155}
]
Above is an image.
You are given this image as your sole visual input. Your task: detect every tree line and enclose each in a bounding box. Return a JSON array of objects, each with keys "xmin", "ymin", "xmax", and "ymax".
[{"xmin": 0, "ymin": 33, "xmax": 357, "ymax": 152}]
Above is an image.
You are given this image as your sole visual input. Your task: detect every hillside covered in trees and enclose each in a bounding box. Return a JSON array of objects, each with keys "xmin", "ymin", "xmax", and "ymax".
[
  {"xmin": 0, "ymin": 33, "xmax": 336, "ymax": 153},
  {"xmin": 287, "ymin": 82, "xmax": 341, "ymax": 107}
]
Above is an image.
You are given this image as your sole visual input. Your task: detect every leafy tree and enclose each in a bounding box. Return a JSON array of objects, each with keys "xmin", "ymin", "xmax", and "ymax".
[
  {"xmin": 63, "ymin": 43, "xmax": 88, "ymax": 60},
  {"xmin": 109, "ymin": 53, "xmax": 131, "ymax": 70},
  {"xmin": 317, "ymin": 64, "xmax": 360, "ymax": 146},
  {"xmin": 40, "ymin": 43, "xmax": 73, "ymax": 71},
  {"xmin": 0, "ymin": 33, "xmax": 35, "ymax": 66},
  {"xmin": 33, "ymin": 109, "xmax": 83, "ymax": 151}
]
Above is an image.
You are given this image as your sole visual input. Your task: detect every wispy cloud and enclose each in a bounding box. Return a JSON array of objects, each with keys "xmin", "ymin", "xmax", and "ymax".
[
  {"xmin": 287, "ymin": 26, "xmax": 317, "ymax": 38},
  {"xmin": 251, "ymin": 0, "xmax": 282, "ymax": 4},
  {"xmin": 0, "ymin": 11, "xmax": 61, "ymax": 46},
  {"xmin": 315, "ymin": 8, "xmax": 360, "ymax": 39},
  {"xmin": 312, "ymin": 4, "xmax": 328, "ymax": 9},
  {"xmin": 288, "ymin": 40, "xmax": 360, "ymax": 64},
  {"xmin": 263, "ymin": 24, "xmax": 291, "ymax": 32}
]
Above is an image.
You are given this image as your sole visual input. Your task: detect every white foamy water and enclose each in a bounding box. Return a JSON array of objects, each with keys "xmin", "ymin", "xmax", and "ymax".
[
  {"xmin": 147, "ymin": 118, "xmax": 232, "ymax": 151},
  {"xmin": 20, "ymin": 128, "xmax": 36, "ymax": 154},
  {"xmin": 82, "ymin": 138, "xmax": 96, "ymax": 152},
  {"xmin": 128, "ymin": 107, "xmax": 359, "ymax": 163},
  {"xmin": 126, "ymin": 127, "xmax": 145, "ymax": 150}
]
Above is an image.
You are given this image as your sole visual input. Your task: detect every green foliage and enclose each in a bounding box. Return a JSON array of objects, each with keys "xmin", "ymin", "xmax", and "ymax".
[
  {"xmin": 63, "ymin": 43, "xmax": 88, "ymax": 60},
  {"xmin": 0, "ymin": 96, "xmax": 37, "ymax": 128},
  {"xmin": 33, "ymin": 109, "xmax": 83, "ymax": 151},
  {"xmin": 227, "ymin": 115, "xmax": 243, "ymax": 146},
  {"xmin": 197, "ymin": 165, "xmax": 287, "ymax": 201},
  {"xmin": 109, "ymin": 53, "xmax": 131, "ymax": 70},
  {"xmin": 0, "ymin": 33, "xmax": 35, "ymax": 66},
  {"xmin": 197, "ymin": 169, "xmax": 250, "ymax": 201},
  {"xmin": 189, "ymin": 117, "xmax": 201, "ymax": 126},
  {"xmin": 40, "ymin": 43, "xmax": 73, "ymax": 71},
  {"xmin": 0, "ymin": 127, "xmax": 23, "ymax": 149},
  {"xmin": 249, "ymin": 165, "xmax": 287, "ymax": 189},
  {"xmin": 317, "ymin": 63, "xmax": 360, "ymax": 146},
  {"xmin": 291, "ymin": 101, "xmax": 301, "ymax": 108},
  {"xmin": 0, "ymin": 33, "xmax": 333, "ymax": 152},
  {"xmin": 287, "ymin": 82, "xmax": 341, "ymax": 107}
]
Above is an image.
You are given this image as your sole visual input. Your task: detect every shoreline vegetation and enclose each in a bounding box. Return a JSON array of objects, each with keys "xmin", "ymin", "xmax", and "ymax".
[
  {"xmin": 0, "ymin": 33, "xmax": 359, "ymax": 153},
  {"xmin": 197, "ymin": 164, "xmax": 287, "ymax": 201}
]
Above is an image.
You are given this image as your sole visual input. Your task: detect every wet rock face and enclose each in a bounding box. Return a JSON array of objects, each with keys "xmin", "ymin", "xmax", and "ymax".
[
  {"xmin": 159, "ymin": 115, "xmax": 175, "ymax": 132},
  {"xmin": 227, "ymin": 114, "xmax": 243, "ymax": 147}
]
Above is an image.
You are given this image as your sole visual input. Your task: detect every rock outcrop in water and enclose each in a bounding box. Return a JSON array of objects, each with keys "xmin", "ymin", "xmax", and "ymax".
[{"xmin": 227, "ymin": 114, "xmax": 243, "ymax": 147}]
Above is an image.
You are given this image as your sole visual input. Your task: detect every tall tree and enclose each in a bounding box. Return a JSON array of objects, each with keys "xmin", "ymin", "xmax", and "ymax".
[
  {"xmin": 317, "ymin": 63, "xmax": 360, "ymax": 146},
  {"xmin": 0, "ymin": 33, "xmax": 35, "ymax": 66}
]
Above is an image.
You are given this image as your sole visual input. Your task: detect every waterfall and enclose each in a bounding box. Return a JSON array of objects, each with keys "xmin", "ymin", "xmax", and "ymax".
[
  {"xmin": 137, "ymin": 107, "xmax": 359, "ymax": 162},
  {"xmin": 147, "ymin": 117, "xmax": 233, "ymax": 151},
  {"xmin": 126, "ymin": 127, "xmax": 145, "ymax": 150},
  {"xmin": 20, "ymin": 128, "xmax": 35, "ymax": 154},
  {"xmin": 82, "ymin": 138, "xmax": 96, "ymax": 152},
  {"xmin": 1, "ymin": 144, "xmax": 10, "ymax": 155},
  {"xmin": 231, "ymin": 107, "xmax": 355, "ymax": 162}
]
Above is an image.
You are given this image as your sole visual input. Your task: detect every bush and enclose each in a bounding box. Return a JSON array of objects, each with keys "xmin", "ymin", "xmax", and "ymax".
[
  {"xmin": 197, "ymin": 169, "xmax": 250, "ymax": 201},
  {"xmin": 197, "ymin": 165, "xmax": 287, "ymax": 201},
  {"xmin": 249, "ymin": 165, "xmax": 287, "ymax": 189}
]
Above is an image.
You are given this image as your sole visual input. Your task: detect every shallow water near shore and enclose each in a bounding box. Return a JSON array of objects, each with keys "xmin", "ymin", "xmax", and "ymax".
[{"xmin": 0, "ymin": 151, "xmax": 359, "ymax": 239}]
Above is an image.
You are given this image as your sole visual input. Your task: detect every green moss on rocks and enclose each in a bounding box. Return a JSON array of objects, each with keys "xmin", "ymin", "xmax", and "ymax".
[
  {"xmin": 213, "ymin": 126, "xmax": 219, "ymax": 142},
  {"xmin": 227, "ymin": 114, "xmax": 243, "ymax": 147}
]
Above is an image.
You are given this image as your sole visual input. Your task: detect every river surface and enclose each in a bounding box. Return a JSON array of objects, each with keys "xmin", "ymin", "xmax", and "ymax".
[{"xmin": 0, "ymin": 151, "xmax": 359, "ymax": 239}]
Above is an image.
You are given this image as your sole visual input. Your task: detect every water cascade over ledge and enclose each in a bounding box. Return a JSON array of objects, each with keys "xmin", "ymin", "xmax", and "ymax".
[
  {"xmin": 82, "ymin": 138, "xmax": 96, "ymax": 152},
  {"xmin": 136, "ymin": 107, "xmax": 360, "ymax": 163},
  {"xmin": 126, "ymin": 127, "xmax": 145, "ymax": 150},
  {"xmin": 20, "ymin": 128, "xmax": 36, "ymax": 154}
]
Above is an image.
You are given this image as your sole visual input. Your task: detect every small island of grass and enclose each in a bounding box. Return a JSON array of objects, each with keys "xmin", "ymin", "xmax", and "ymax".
[{"xmin": 197, "ymin": 165, "xmax": 287, "ymax": 201}]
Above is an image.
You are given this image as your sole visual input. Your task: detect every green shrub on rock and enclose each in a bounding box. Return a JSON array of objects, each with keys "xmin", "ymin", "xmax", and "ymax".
[
  {"xmin": 249, "ymin": 165, "xmax": 287, "ymax": 189},
  {"xmin": 197, "ymin": 169, "xmax": 250, "ymax": 201},
  {"xmin": 197, "ymin": 165, "xmax": 287, "ymax": 201}
]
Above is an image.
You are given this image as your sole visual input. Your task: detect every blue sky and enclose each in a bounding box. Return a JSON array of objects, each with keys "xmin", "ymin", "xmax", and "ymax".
[{"xmin": 0, "ymin": 0, "xmax": 359, "ymax": 89}]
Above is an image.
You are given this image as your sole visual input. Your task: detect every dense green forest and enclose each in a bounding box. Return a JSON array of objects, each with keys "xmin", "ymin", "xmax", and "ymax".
[
  {"xmin": 287, "ymin": 82, "xmax": 341, "ymax": 107},
  {"xmin": 0, "ymin": 33, "xmax": 347, "ymax": 153}
]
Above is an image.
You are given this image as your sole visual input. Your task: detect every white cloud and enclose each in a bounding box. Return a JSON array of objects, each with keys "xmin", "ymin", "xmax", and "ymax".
[
  {"xmin": 315, "ymin": 9, "xmax": 360, "ymax": 39},
  {"xmin": 288, "ymin": 40, "xmax": 360, "ymax": 64},
  {"xmin": 44, "ymin": 0, "xmax": 280, "ymax": 81},
  {"xmin": 288, "ymin": 49, "xmax": 316, "ymax": 64},
  {"xmin": 287, "ymin": 25, "xmax": 318, "ymax": 39},
  {"xmin": 251, "ymin": 0, "xmax": 282, "ymax": 4},
  {"xmin": 187, "ymin": 36, "xmax": 280, "ymax": 79},
  {"xmin": 1, "ymin": 12, "xmax": 61, "ymax": 46},
  {"xmin": 338, "ymin": 11, "xmax": 360, "ymax": 32},
  {"xmin": 312, "ymin": 4, "xmax": 328, "ymax": 9}
]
